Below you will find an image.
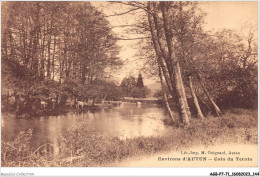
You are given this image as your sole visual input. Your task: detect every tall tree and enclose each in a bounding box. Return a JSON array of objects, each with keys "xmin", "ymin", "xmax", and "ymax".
[
  {"xmin": 136, "ymin": 73, "xmax": 144, "ymax": 88},
  {"xmin": 146, "ymin": 2, "xmax": 190, "ymax": 125}
]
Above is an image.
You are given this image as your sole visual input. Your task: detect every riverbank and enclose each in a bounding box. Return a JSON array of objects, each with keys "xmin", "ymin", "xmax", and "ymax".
[
  {"xmin": 2, "ymin": 104, "xmax": 110, "ymax": 118},
  {"xmin": 1, "ymin": 108, "xmax": 257, "ymax": 167}
]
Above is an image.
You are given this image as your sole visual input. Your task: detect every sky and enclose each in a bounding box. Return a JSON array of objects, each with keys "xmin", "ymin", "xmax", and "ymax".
[
  {"xmin": 201, "ymin": 1, "xmax": 258, "ymax": 31},
  {"xmin": 92, "ymin": 1, "xmax": 258, "ymax": 85}
]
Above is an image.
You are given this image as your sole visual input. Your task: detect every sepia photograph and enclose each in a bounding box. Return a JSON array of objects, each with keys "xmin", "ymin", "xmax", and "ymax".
[{"xmin": 1, "ymin": 0, "xmax": 258, "ymax": 172}]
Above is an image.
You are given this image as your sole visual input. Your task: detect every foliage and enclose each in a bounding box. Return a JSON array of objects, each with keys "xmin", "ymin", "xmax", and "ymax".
[
  {"xmin": 1, "ymin": 129, "xmax": 34, "ymax": 165},
  {"xmin": 120, "ymin": 76, "xmax": 137, "ymax": 97},
  {"xmin": 132, "ymin": 86, "xmax": 150, "ymax": 98},
  {"xmin": 120, "ymin": 75, "xmax": 150, "ymax": 98},
  {"xmin": 196, "ymin": 29, "xmax": 258, "ymax": 109},
  {"xmin": 2, "ymin": 1, "xmax": 122, "ymax": 115},
  {"xmin": 84, "ymin": 79, "xmax": 124, "ymax": 100}
]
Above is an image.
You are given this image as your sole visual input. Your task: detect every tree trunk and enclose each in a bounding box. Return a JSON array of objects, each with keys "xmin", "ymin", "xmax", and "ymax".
[
  {"xmin": 6, "ymin": 91, "xmax": 10, "ymax": 103},
  {"xmin": 176, "ymin": 63, "xmax": 191, "ymax": 118},
  {"xmin": 52, "ymin": 36, "xmax": 56, "ymax": 80},
  {"xmin": 173, "ymin": 63, "xmax": 190, "ymax": 125},
  {"xmin": 151, "ymin": 13, "xmax": 174, "ymax": 94},
  {"xmin": 47, "ymin": 12, "xmax": 54, "ymax": 80},
  {"xmin": 60, "ymin": 95, "xmax": 67, "ymax": 108},
  {"xmin": 40, "ymin": 17, "xmax": 46, "ymax": 80},
  {"xmin": 188, "ymin": 76, "xmax": 204, "ymax": 119},
  {"xmin": 160, "ymin": 2, "xmax": 190, "ymax": 125},
  {"xmin": 81, "ymin": 63, "xmax": 86, "ymax": 83},
  {"xmin": 159, "ymin": 66, "xmax": 174, "ymax": 122},
  {"xmin": 63, "ymin": 30, "xmax": 68, "ymax": 79},
  {"xmin": 202, "ymin": 83, "xmax": 222, "ymax": 117},
  {"xmin": 102, "ymin": 94, "xmax": 107, "ymax": 105},
  {"xmin": 147, "ymin": 5, "xmax": 174, "ymax": 123},
  {"xmin": 47, "ymin": 35, "xmax": 51, "ymax": 79},
  {"xmin": 14, "ymin": 91, "xmax": 19, "ymax": 110},
  {"xmin": 197, "ymin": 74, "xmax": 222, "ymax": 116},
  {"xmin": 147, "ymin": 2, "xmax": 190, "ymax": 125},
  {"xmin": 31, "ymin": 4, "xmax": 41, "ymax": 77}
]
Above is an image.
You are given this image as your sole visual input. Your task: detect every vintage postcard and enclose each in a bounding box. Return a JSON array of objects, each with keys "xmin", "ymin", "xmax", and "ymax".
[{"xmin": 1, "ymin": 0, "xmax": 258, "ymax": 176}]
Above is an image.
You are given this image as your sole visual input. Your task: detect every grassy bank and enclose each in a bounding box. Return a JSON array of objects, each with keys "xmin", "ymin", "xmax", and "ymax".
[{"xmin": 1, "ymin": 108, "xmax": 258, "ymax": 167}]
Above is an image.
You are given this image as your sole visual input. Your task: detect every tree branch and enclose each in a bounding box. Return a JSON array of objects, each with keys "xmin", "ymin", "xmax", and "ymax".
[
  {"xmin": 113, "ymin": 1, "xmax": 151, "ymax": 14},
  {"xmin": 105, "ymin": 7, "xmax": 140, "ymax": 17},
  {"xmin": 116, "ymin": 37, "xmax": 150, "ymax": 40}
]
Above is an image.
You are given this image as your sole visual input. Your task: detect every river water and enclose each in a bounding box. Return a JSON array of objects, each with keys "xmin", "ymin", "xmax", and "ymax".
[{"xmin": 1, "ymin": 103, "xmax": 172, "ymax": 152}]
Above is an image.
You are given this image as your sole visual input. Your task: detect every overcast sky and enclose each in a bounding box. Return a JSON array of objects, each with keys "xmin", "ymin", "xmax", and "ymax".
[{"xmin": 92, "ymin": 1, "xmax": 258, "ymax": 85}]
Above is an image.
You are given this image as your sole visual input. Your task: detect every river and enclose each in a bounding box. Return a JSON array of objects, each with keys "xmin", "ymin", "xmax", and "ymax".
[{"xmin": 1, "ymin": 102, "xmax": 173, "ymax": 153}]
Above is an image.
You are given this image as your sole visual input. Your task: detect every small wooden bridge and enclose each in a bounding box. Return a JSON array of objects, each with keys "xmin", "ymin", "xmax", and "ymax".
[
  {"xmin": 103, "ymin": 97, "xmax": 158, "ymax": 105},
  {"xmin": 119, "ymin": 97, "xmax": 158, "ymax": 104}
]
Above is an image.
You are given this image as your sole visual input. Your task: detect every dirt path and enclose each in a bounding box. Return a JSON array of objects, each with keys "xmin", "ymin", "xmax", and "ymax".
[{"xmin": 113, "ymin": 144, "xmax": 258, "ymax": 167}]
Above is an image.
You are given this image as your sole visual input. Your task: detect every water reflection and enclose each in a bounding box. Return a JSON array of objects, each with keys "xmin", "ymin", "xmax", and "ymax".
[{"xmin": 2, "ymin": 103, "xmax": 170, "ymax": 150}]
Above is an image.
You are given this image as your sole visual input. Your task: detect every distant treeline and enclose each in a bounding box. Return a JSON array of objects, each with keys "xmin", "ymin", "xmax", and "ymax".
[{"xmin": 2, "ymin": 2, "xmax": 123, "ymax": 116}]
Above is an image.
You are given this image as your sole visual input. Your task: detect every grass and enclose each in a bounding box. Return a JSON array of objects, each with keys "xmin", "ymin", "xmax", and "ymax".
[{"xmin": 1, "ymin": 108, "xmax": 258, "ymax": 167}]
